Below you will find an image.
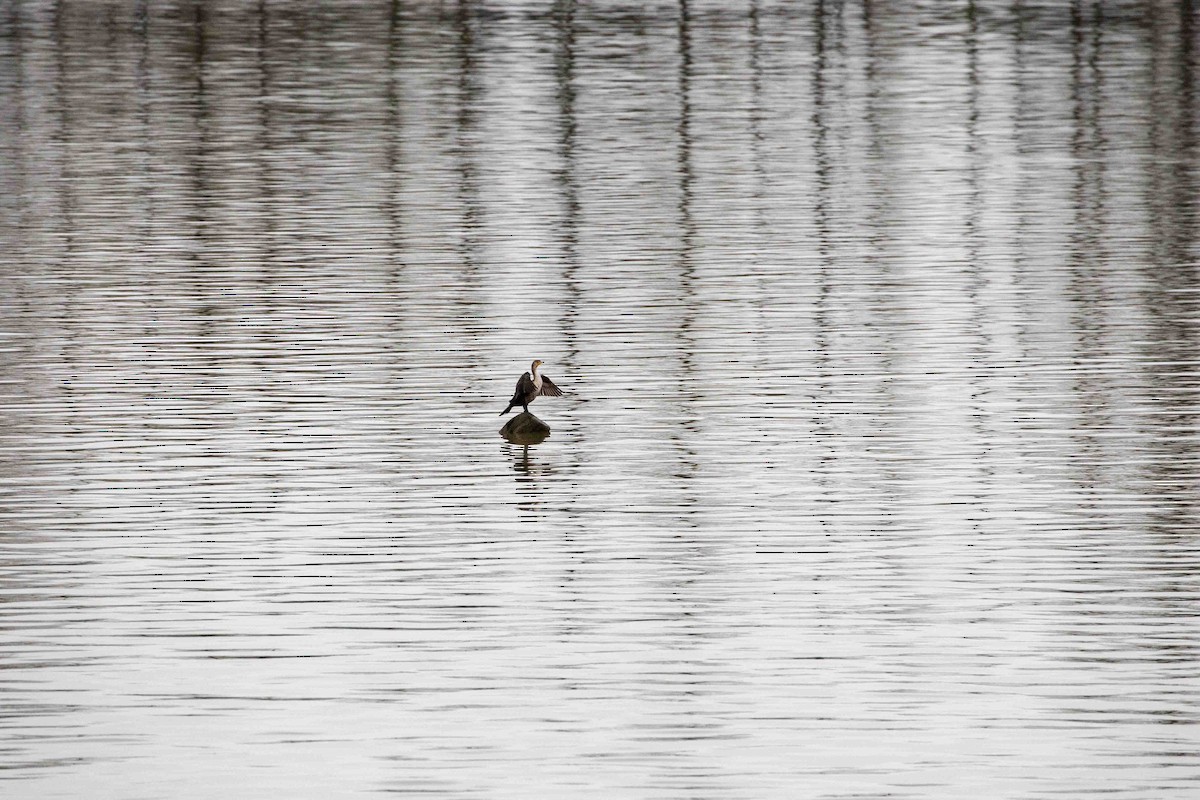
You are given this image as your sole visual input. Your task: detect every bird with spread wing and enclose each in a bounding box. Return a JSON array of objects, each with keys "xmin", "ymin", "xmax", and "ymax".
[{"xmin": 499, "ymin": 359, "xmax": 563, "ymax": 415}]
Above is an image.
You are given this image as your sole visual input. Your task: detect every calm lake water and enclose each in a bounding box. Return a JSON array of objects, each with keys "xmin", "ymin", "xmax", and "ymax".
[{"xmin": 2, "ymin": 1, "xmax": 1200, "ymax": 797}]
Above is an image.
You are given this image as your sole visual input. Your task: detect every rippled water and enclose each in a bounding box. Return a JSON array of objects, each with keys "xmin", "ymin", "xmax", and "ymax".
[{"xmin": 2, "ymin": 1, "xmax": 1200, "ymax": 797}]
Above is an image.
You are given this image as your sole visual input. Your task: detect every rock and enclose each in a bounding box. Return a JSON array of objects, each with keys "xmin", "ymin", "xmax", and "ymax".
[{"xmin": 500, "ymin": 411, "xmax": 550, "ymax": 444}]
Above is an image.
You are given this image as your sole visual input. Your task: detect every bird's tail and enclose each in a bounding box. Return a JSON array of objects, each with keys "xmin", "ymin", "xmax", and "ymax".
[{"xmin": 499, "ymin": 405, "xmax": 512, "ymax": 416}]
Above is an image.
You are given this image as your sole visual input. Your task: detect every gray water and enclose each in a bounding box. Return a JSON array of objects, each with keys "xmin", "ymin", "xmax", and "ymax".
[{"xmin": 2, "ymin": 1, "xmax": 1200, "ymax": 797}]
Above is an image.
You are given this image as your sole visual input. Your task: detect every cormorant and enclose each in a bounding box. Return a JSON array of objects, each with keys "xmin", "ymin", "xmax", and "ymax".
[{"xmin": 500, "ymin": 359, "xmax": 563, "ymax": 415}]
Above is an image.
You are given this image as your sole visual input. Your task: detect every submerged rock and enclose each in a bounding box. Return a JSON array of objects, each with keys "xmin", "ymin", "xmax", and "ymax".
[{"xmin": 500, "ymin": 411, "xmax": 550, "ymax": 444}]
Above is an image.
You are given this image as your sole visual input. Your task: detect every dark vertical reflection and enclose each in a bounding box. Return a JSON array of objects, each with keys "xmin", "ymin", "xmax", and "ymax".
[
  {"xmin": 963, "ymin": 0, "xmax": 993, "ymax": 495},
  {"xmin": 1146, "ymin": 5, "xmax": 1197, "ymax": 276},
  {"xmin": 384, "ymin": 0, "xmax": 405, "ymax": 265},
  {"xmin": 1066, "ymin": 0, "xmax": 1111, "ymax": 490},
  {"xmin": 186, "ymin": 0, "xmax": 226, "ymax": 415},
  {"xmin": 747, "ymin": 0, "xmax": 764, "ymax": 196},
  {"xmin": 676, "ymin": 0, "xmax": 695, "ymax": 261},
  {"xmin": 745, "ymin": 0, "xmax": 778, "ymax": 364},
  {"xmin": 452, "ymin": 0, "xmax": 483, "ymax": 304},
  {"xmin": 647, "ymin": 11, "xmax": 735, "ymax": 771},
  {"xmin": 0, "ymin": 0, "xmax": 31, "ymax": 474},
  {"xmin": 255, "ymin": 0, "xmax": 278, "ymax": 267},
  {"xmin": 856, "ymin": 0, "xmax": 905, "ymax": 508},
  {"xmin": 2, "ymin": 1, "xmax": 27, "ymax": 233},
  {"xmin": 49, "ymin": 0, "xmax": 84, "ymax": 385},
  {"xmin": 547, "ymin": 0, "xmax": 587, "ymax": 630},
  {"xmin": 809, "ymin": 0, "xmax": 836, "ymax": 513},
  {"xmin": 447, "ymin": 0, "xmax": 489, "ymax": 402},
  {"xmin": 1068, "ymin": 0, "xmax": 1107, "ymax": 268},
  {"xmin": 965, "ymin": 0, "xmax": 983, "ymax": 254},
  {"xmin": 809, "ymin": 0, "xmax": 834, "ymax": 255},
  {"xmin": 134, "ymin": 0, "xmax": 153, "ymax": 244},
  {"xmin": 51, "ymin": 0, "xmax": 75, "ymax": 257},
  {"xmin": 858, "ymin": 1, "xmax": 893, "ymax": 298},
  {"xmin": 189, "ymin": 0, "xmax": 212, "ymax": 256},
  {"xmin": 672, "ymin": 0, "xmax": 700, "ymax": 496},
  {"xmin": 552, "ymin": 0, "xmax": 582, "ymax": 379},
  {"xmin": 251, "ymin": 0, "xmax": 288, "ymax": 427},
  {"xmin": 1008, "ymin": 0, "xmax": 1035, "ymax": 333}
]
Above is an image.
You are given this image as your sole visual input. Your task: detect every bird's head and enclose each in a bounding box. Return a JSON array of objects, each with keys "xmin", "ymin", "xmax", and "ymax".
[{"xmin": 531, "ymin": 359, "xmax": 544, "ymax": 373}]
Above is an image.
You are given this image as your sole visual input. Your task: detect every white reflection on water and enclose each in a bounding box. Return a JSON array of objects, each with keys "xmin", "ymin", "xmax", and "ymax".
[{"xmin": 1, "ymin": 1, "xmax": 1200, "ymax": 798}]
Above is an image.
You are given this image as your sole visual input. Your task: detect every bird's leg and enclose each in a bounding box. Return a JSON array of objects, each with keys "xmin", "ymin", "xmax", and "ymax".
[{"xmin": 522, "ymin": 403, "xmax": 529, "ymax": 414}]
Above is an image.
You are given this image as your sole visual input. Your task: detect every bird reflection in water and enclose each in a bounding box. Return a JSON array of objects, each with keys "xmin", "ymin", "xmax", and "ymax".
[
  {"xmin": 504, "ymin": 442, "xmax": 556, "ymax": 518},
  {"xmin": 506, "ymin": 443, "xmax": 550, "ymax": 476}
]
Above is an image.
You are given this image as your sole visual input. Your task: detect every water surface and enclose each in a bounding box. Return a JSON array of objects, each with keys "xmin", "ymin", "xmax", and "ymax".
[{"xmin": 2, "ymin": 1, "xmax": 1200, "ymax": 798}]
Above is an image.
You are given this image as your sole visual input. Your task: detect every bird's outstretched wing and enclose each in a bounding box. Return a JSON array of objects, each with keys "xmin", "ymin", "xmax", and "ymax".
[{"xmin": 539, "ymin": 376, "xmax": 564, "ymax": 397}]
